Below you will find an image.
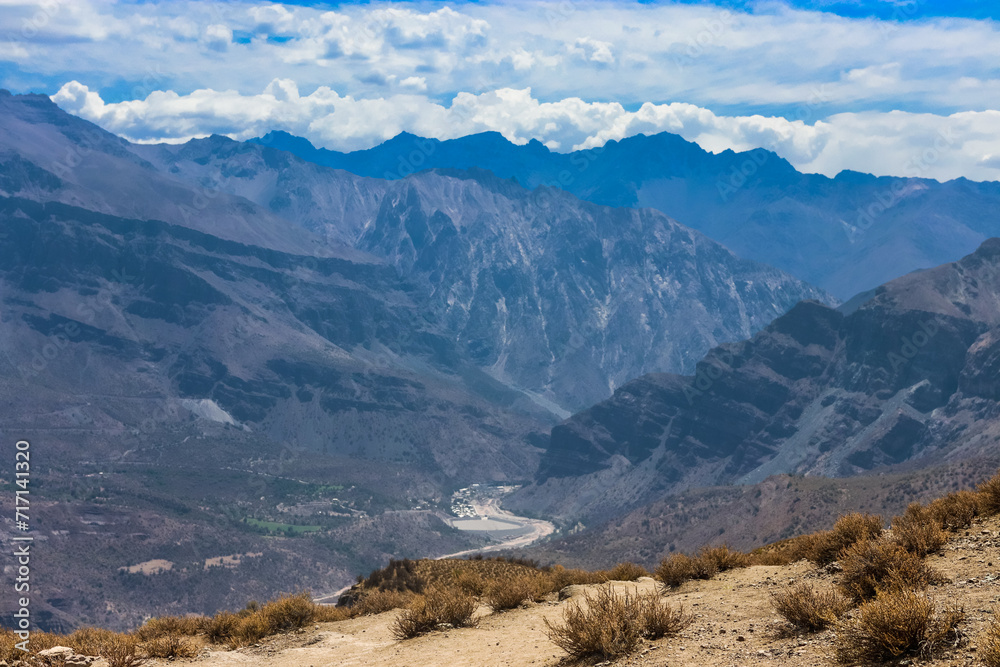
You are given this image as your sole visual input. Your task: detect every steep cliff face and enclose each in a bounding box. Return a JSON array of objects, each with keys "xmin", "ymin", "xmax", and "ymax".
[
  {"xmin": 511, "ymin": 239, "xmax": 1000, "ymax": 522},
  {"xmin": 353, "ymin": 170, "xmax": 830, "ymax": 411},
  {"xmin": 130, "ymin": 136, "xmax": 832, "ymax": 413}
]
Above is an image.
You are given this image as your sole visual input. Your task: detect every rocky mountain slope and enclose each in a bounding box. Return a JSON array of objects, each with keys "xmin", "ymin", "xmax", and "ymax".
[
  {"xmin": 0, "ymin": 93, "xmax": 553, "ymax": 628},
  {"xmin": 508, "ymin": 238, "xmax": 1000, "ymax": 524},
  {"xmin": 0, "ymin": 90, "xmax": 825, "ymax": 628},
  {"xmin": 256, "ymin": 129, "xmax": 1000, "ymax": 299},
  {"xmin": 130, "ymin": 133, "xmax": 830, "ymax": 412}
]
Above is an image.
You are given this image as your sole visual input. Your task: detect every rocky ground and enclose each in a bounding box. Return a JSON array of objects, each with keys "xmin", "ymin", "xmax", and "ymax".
[{"xmin": 106, "ymin": 515, "xmax": 1000, "ymax": 667}]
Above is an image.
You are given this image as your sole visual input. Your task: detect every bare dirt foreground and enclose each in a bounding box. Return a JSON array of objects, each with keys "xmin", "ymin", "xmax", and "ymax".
[{"xmin": 152, "ymin": 516, "xmax": 1000, "ymax": 667}]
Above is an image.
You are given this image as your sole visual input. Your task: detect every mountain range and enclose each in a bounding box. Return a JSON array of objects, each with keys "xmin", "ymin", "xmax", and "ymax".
[
  {"xmin": 506, "ymin": 237, "xmax": 1000, "ymax": 528},
  {"xmin": 254, "ymin": 129, "xmax": 1000, "ymax": 300},
  {"xmin": 128, "ymin": 123, "xmax": 828, "ymax": 413},
  {"xmin": 4, "ymin": 87, "xmax": 1000, "ymax": 630},
  {"xmin": 0, "ymin": 90, "xmax": 825, "ymax": 627}
]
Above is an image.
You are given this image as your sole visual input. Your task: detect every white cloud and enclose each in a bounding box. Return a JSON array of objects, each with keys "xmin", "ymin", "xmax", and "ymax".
[
  {"xmin": 201, "ymin": 24, "xmax": 232, "ymax": 52},
  {"xmin": 569, "ymin": 37, "xmax": 615, "ymax": 65},
  {"xmin": 400, "ymin": 76, "xmax": 427, "ymax": 92},
  {"xmin": 6, "ymin": 1, "xmax": 1000, "ymax": 182},
  {"xmin": 51, "ymin": 80, "xmax": 1000, "ymax": 181}
]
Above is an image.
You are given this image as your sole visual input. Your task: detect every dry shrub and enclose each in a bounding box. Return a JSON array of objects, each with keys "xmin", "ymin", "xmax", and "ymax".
[
  {"xmin": 312, "ymin": 605, "xmax": 350, "ymax": 623},
  {"xmin": 810, "ymin": 513, "xmax": 884, "ymax": 565},
  {"xmin": 654, "ymin": 553, "xmax": 717, "ymax": 589},
  {"xmin": 638, "ymin": 592, "xmax": 691, "ymax": 639},
  {"xmin": 485, "ymin": 574, "xmax": 537, "ymax": 612},
  {"xmin": 978, "ymin": 471, "xmax": 1000, "ymax": 515},
  {"xmin": 545, "ymin": 585, "xmax": 688, "ymax": 661},
  {"xmin": 604, "ymin": 562, "xmax": 649, "ymax": 582},
  {"xmin": 391, "ymin": 597, "xmax": 439, "ymax": 640},
  {"xmin": 360, "ymin": 558, "xmax": 427, "ymax": 594},
  {"xmin": 979, "ymin": 614, "xmax": 1000, "ymax": 667},
  {"xmin": 891, "ymin": 503, "xmax": 946, "ymax": 556},
  {"xmin": 352, "ymin": 589, "xmax": 412, "ymax": 616},
  {"xmin": 928, "ymin": 490, "xmax": 979, "ymax": 530},
  {"xmin": 258, "ymin": 593, "xmax": 315, "ymax": 632},
  {"xmin": 699, "ymin": 545, "xmax": 751, "ymax": 572},
  {"xmin": 450, "ymin": 569, "xmax": 487, "ymax": 596},
  {"xmin": 427, "ymin": 586, "xmax": 478, "ymax": 629},
  {"xmin": 142, "ymin": 635, "xmax": 199, "ymax": 659},
  {"xmin": 750, "ymin": 533, "xmax": 820, "ymax": 566},
  {"xmin": 548, "ymin": 565, "xmax": 606, "ymax": 590},
  {"xmin": 134, "ymin": 615, "xmax": 202, "ymax": 641},
  {"xmin": 65, "ymin": 627, "xmax": 122, "ymax": 657},
  {"xmin": 835, "ymin": 589, "xmax": 963, "ymax": 664},
  {"xmin": 227, "ymin": 611, "xmax": 270, "ymax": 649},
  {"xmin": 391, "ymin": 585, "xmax": 478, "ymax": 639},
  {"xmin": 99, "ymin": 634, "xmax": 148, "ymax": 667},
  {"xmin": 0, "ymin": 630, "xmax": 21, "ymax": 664},
  {"xmin": 203, "ymin": 611, "xmax": 240, "ymax": 644},
  {"xmin": 770, "ymin": 583, "xmax": 850, "ymax": 633},
  {"xmin": 838, "ymin": 538, "xmax": 935, "ymax": 602}
]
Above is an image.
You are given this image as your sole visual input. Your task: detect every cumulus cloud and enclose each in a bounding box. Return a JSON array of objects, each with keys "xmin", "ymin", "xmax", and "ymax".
[
  {"xmin": 201, "ymin": 24, "xmax": 232, "ymax": 52},
  {"xmin": 51, "ymin": 80, "xmax": 1000, "ymax": 181},
  {"xmin": 7, "ymin": 1, "xmax": 1000, "ymax": 182},
  {"xmin": 569, "ymin": 37, "xmax": 615, "ymax": 65}
]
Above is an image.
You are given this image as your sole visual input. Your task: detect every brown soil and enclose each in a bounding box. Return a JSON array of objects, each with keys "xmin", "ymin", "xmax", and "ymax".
[{"xmin": 153, "ymin": 516, "xmax": 1000, "ymax": 667}]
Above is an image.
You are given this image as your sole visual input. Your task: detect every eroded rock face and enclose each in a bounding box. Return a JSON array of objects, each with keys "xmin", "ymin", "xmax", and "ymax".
[
  {"xmin": 519, "ymin": 239, "xmax": 1000, "ymax": 522},
  {"xmin": 132, "ymin": 131, "xmax": 832, "ymax": 413}
]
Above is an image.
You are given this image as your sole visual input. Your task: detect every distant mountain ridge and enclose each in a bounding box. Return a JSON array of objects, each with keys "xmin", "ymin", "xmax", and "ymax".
[
  {"xmin": 253, "ymin": 129, "xmax": 1000, "ymax": 299},
  {"xmin": 129, "ymin": 127, "xmax": 831, "ymax": 412}
]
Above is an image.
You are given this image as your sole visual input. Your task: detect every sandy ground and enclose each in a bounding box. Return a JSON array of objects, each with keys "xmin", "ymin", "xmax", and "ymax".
[{"xmin": 149, "ymin": 516, "xmax": 1000, "ymax": 667}]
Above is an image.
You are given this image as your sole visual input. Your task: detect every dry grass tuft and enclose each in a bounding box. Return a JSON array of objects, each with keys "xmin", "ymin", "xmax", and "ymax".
[
  {"xmin": 699, "ymin": 545, "xmax": 751, "ymax": 572},
  {"xmin": 142, "ymin": 634, "xmax": 199, "ymax": 659},
  {"xmin": 545, "ymin": 585, "xmax": 688, "ymax": 660},
  {"xmin": 485, "ymin": 574, "xmax": 538, "ymax": 612},
  {"xmin": 654, "ymin": 552, "xmax": 717, "ymax": 589},
  {"xmin": 391, "ymin": 585, "xmax": 478, "ymax": 639},
  {"xmin": 604, "ymin": 561, "xmax": 649, "ymax": 582},
  {"xmin": 100, "ymin": 633, "xmax": 148, "ymax": 667},
  {"xmin": 750, "ymin": 533, "xmax": 820, "ymax": 566},
  {"xmin": 134, "ymin": 615, "xmax": 203, "ymax": 641},
  {"xmin": 548, "ymin": 565, "xmax": 607, "ymax": 590},
  {"xmin": 835, "ymin": 589, "xmax": 963, "ymax": 664},
  {"xmin": 978, "ymin": 471, "xmax": 1000, "ymax": 516},
  {"xmin": 979, "ymin": 613, "xmax": 1000, "ymax": 666},
  {"xmin": 810, "ymin": 513, "xmax": 884, "ymax": 565},
  {"xmin": 928, "ymin": 490, "xmax": 979, "ymax": 530},
  {"xmin": 891, "ymin": 503, "xmax": 947, "ymax": 556},
  {"xmin": 770, "ymin": 583, "xmax": 850, "ymax": 633},
  {"xmin": 65, "ymin": 627, "xmax": 122, "ymax": 657},
  {"xmin": 638, "ymin": 591, "xmax": 691, "ymax": 640},
  {"xmin": 351, "ymin": 589, "xmax": 413, "ymax": 616},
  {"xmin": 838, "ymin": 538, "xmax": 936, "ymax": 602}
]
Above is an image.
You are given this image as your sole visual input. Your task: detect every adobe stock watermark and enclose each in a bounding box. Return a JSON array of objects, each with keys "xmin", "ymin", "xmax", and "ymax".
[
  {"xmin": 850, "ymin": 126, "xmax": 961, "ymax": 243},
  {"xmin": 887, "ymin": 318, "xmax": 941, "ymax": 373},
  {"xmin": 11, "ymin": 439, "xmax": 33, "ymax": 654},
  {"xmin": 673, "ymin": 10, "xmax": 735, "ymax": 73},
  {"xmin": 876, "ymin": 0, "xmax": 927, "ymax": 39},
  {"xmin": 716, "ymin": 85, "xmax": 832, "ymax": 203},
  {"xmin": 12, "ymin": 265, "xmax": 144, "ymax": 382},
  {"xmin": 682, "ymin": 349, "xmax": 736, "ymax": 405}
]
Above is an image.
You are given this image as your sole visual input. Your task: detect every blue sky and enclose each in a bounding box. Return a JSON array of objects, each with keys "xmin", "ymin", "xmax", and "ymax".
[{"xmin": 2, "ymin": 0, "xmax": 1000, "ymax": 180}]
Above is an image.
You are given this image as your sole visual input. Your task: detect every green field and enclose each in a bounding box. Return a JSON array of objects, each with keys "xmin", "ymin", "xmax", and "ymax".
[{"xmin": 243, "ymin": 518, "xmax": 322, "ymax": 535}]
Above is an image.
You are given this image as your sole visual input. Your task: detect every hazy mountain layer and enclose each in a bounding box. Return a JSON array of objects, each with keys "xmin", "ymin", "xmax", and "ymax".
[
  {"xmin": 254, "ymin": 130, "xmax": 1000, "ymax": 299},
  {"xmin": 131, "ymin": 136, "xmax": 831, "ymax": 412}
]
